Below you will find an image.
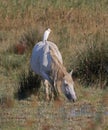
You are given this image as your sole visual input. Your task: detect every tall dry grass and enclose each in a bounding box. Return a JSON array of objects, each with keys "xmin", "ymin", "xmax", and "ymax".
[{"xmin": 0, "ymin": 0, "xmax": 108, "ymax": 91}]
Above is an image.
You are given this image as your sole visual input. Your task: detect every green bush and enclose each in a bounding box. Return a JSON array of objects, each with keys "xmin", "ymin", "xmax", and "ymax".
[
  {"xmin": 0, "ymin": 54, "xmax": 26, "ymax": 70},
  {"xmin": 16, "ymin": 70, "xmax": 41, "ymax": 100},
  {"xmin": 70, "ymin": 36, "xmax": 108, "ymax": 88},
  {"xmin": 19, "ymin": 28, "xmax": 41, "ymax": 49}
]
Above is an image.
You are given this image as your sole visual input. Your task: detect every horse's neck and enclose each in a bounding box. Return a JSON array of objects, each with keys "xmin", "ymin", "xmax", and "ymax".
[
  {"xmin": 50, "ymin": 47, "xmax": 67, "ymax": 80},
  {"xmin": 51, "ymin": 57, "xmax": 67, "ymax": 80}
]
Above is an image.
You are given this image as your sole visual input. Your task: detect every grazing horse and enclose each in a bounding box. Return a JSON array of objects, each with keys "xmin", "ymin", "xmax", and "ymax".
[{"xmin": 30, "ymin": 29, "xmax": 77, "ymax": 101}]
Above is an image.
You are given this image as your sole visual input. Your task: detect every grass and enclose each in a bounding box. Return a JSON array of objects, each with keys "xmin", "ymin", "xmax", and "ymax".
[
  {"xmin": 0, "ymin": 91, "xmax": 108, "ymax": 130},
  {"xmin": 70, "ymin": 34, "xmax": 108, "ymax": 87},
  {"xmin": 16, "ymin": 70, "xmax": 41, "ymax": 100},
  {"xmin": 0, "ymin": 0, "xmax": 108, "ymax": 130}
]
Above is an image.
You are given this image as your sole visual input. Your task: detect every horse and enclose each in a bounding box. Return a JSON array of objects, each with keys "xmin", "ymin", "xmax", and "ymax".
[{"xmin": 30, "ymin": 29, "xmax": 77, "ymax": 101}]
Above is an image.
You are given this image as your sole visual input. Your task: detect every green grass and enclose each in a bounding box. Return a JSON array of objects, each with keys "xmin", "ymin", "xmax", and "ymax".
[{"xmin": 0, "ymin": 0, "xmax": 108, "ymax": 130}]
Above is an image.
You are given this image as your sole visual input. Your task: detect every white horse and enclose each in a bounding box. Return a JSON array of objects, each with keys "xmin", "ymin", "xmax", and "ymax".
[{"xmin": 30, "ymin": 28, "xmax": 77, "ymax": 101}]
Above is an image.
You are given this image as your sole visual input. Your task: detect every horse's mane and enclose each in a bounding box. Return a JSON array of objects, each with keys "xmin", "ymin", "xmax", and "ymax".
[
  {"xmin": 49, "ymin": 46, "xmax": 73, "ymax": 97},
  {"xmin": 49, "ymin": 46, "xmax": 67, "ymax": 80}
]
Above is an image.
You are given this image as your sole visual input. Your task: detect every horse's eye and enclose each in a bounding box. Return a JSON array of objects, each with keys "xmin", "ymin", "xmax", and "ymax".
[{"xmin": 65, "ymin": 83, "xmax": 68, "ymax": 86}]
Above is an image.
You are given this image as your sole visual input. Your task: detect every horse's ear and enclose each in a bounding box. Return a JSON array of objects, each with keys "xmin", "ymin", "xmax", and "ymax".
[
  {"xmin": 69, "ymin": 70, "xmax": 73, "ymax": 76},
  {"xmin": 64, "ymin": 79, "xmax": 68, "ymax": 84}
]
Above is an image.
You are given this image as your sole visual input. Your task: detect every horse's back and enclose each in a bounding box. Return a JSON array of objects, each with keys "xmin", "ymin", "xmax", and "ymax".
[{"xmin": 30, "ymin": 41, "xmax": 62, "ymax": 75}]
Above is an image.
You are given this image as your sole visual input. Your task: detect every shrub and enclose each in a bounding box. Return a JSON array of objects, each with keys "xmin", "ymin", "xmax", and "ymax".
[
  {"xmin": 0, "ymin": 54, "xmax": 26, "ymax": 70},
  {"xmin": 70, "ymin": 36, "xmax": 108, "ymax": 88},
  {"xmin": 16, "ymin": 70, "xmax": 41, "ymax": 100},
  {"xmin": 19, "ymin": 28, "xmax": 41, "ymax": 49}
]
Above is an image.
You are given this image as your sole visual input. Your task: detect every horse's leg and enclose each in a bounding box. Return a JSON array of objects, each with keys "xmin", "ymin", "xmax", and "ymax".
[
  {"xmin": 43, "ymin": 80, "xmax": 50, "ymax": 101},
  {"xmin": 44, "ymin": 80, "xmax": 55, "ymax": 101},
  {"xmin": 40, "ymin": 70, "xmax": 53, "ymax": 86},
  {"xmin": 56, "ymin": 81, "xmax": 62, "ymax": 96}
]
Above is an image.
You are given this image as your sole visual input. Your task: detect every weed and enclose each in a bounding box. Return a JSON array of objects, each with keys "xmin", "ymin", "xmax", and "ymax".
[
  {"xmin": 16, "ymin": 69, "xmax": 41, "ymax": 100},
  {"xmin": 19, "ymin": 28, "xmax": 41, "ymax": 49},
  {"xmin": 70, "ymin": 33, "xmax": 108, "ymax": 88},
  {"xmin": 0, "ymin": 53, "xmax": 27, "ymax": 70}
]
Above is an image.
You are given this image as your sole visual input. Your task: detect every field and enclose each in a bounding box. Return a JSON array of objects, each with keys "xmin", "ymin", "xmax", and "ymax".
[{"xmin": 0, "ymin": 0, "xmax": 108, "ymax": 130}]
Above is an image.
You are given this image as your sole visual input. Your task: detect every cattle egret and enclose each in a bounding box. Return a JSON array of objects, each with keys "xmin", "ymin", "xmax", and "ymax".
[{"xmin": 43, "ymin": 28, "xmax": 51, "ymax": 42}]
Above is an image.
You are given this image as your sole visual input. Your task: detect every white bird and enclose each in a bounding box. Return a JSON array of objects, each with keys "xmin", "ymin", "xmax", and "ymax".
[{"xmin": 43, "ymin": 28, "xmax": 51, "ymax": 42}]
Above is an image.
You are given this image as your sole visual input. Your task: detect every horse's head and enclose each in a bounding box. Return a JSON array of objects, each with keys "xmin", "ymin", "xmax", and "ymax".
[{"xmin": 62, "ymin": 72, "xmax": 77, "ymax": 102}]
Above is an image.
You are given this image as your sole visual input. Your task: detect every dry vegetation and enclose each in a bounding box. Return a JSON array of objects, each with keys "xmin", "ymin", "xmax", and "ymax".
[{"xmin": 0, "ymin": 0, "xmax": 108, "ymax": 130}]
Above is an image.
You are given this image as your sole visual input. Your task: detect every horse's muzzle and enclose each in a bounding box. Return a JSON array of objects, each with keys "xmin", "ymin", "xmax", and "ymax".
[{"xmin": 65, "ymin": 93, "xmax": 76, "ymax": 102}]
